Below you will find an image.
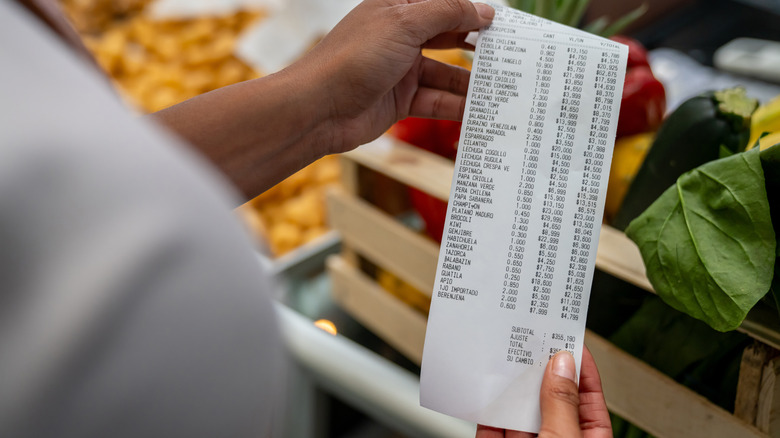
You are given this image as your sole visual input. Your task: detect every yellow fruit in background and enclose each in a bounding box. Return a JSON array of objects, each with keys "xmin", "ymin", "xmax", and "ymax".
[
  {"xmin": 605, "ymin": 132, "xmax": 654, "ymax": 222},
  {"xmin": 302, "ymin": 226, "xmax": 328, "ymax": 243},
  {"xmin": 376, "ymin": 268, "xmax": 431, "ymax": 315},
  {"xmin": 758, "ymin": 131, "xmax": 780, "ymax": 151},
  {"xmin": 282, "ymin": 191, "xmax": 324, "ymax": 228},
  {"xmin": 421, "ymin": 48, "xmax": 472, "ymax": 70},
  {"xmin": 269, "ymin": 222, "xmax": 303, "ymax": 256},
  {"xmin": 750, "ymin": 94, "xmax": 780, "ymax": 148}
]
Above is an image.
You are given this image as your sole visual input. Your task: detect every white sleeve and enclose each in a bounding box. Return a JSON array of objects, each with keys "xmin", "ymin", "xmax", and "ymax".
[{"xmin": 0, "ymin": 3, "xmax": 286, "ymax": 438}]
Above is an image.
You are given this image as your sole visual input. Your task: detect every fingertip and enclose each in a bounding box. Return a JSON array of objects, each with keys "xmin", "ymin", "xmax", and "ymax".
[
  {"xmin": 473, "ymin": 2, "xmax": 495, "ymax": 20},
  {"xmin": 551, "ymin": 351, "xmax": 576, "ymax": 383}
]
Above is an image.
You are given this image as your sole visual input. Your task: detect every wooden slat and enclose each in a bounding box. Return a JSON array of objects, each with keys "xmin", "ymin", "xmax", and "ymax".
[
  {"xmin": 594, "ymin": 225, "xmax": 653, "ymax": 292},
  {"xmin": 737, "ymin": 343, "xmax": 776, "ymax": 425},
  {"xmin": 756, "ymin": 357, "xmax": 780, "ymax": 436},
  {"xmin": 327, "ymin": 255, "xmax": 427, "ymax": 365},
  {"xmin": 327, "ymin": 188, "xmax": 440, "ymax": 295},
  {"xmin": 338, "ymin": 155, "xmax": 361, "ymax": 266},
  {"xmin": 347, "ymin": 136, "xmax": 453, "ymax": 201},
  {"xmin": 339, "ymin": 154, "xmax": 361, "ymax": 196},
  {"xmin": 586, "ymin": 331, "xmax": 766, "ymax": 438}
]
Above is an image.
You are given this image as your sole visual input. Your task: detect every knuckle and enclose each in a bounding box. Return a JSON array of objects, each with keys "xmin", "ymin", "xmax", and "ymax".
[
  {"xmin": 440, "ymin": 0, "xmax": 467, "ymax": 25},
  {"xmin": 448, "ymin": 71, "xmax": 460, "ymax": 92},
  {"xmin": 453, "ymin": 68, "xmax": 468, "ymax": 92},
  {"xmin": 431, "ymin": 94, "xmax": 445, "ymax": 117},
  {"xmin": 389, "ymin": 5, "xmax": 411, "ymax": 26},
  {"xmin": 391, "ymin": 6, "xmax": 425, "ymax": 42}
]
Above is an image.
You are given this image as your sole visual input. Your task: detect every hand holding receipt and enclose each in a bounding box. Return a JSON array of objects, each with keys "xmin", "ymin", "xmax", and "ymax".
[{"xmin": 420, "ymin": 5, "xmax": 627, "ymax": 433}]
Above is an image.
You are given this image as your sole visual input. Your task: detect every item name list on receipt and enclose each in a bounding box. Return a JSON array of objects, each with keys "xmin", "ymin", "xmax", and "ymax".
[{"xmin": 419, "ymin": 5, "xmax": 627, "ymax": 434}]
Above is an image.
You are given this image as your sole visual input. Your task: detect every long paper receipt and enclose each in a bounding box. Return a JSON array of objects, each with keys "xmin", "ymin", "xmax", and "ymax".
[{"xmin": 420, "ymin": 5, "xmax": 628, "ymax": 433}]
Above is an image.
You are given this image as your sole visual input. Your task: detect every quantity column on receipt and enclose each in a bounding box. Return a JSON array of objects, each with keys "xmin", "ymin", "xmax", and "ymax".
[{"xmin": 419, "ymin": 5, "xmax": 627, "ymax": 433}]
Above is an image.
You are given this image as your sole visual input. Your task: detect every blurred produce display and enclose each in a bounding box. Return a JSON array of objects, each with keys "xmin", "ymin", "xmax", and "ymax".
[
  {"xmin": 245, "ymin": 156, "xmax": 341, "ymax": 256},
  {"xmin": 61, "ymin": 0, "xmax": 152, "ymax": 34},
  {"xmin": 60, "ymin": 0, "xmax": 341, "ymax": 257},
  {"xmin": 62, "ymin": 0, "xmax": 262, "ymax": 112}
]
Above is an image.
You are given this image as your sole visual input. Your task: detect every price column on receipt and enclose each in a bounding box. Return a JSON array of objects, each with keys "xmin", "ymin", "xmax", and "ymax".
[{"xmin": 419, "ymin": 5, "xmax": 627, "ymax": 433}]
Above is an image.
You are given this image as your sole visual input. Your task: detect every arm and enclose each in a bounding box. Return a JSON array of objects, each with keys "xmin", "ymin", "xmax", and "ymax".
[{"xmin": 151, "ymin": 0, "xmax": 495, "ymax": 200}]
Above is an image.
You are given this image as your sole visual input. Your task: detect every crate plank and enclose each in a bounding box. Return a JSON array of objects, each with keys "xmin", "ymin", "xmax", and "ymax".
[
  {"xmin": 327, "ymin": 188, "xmax": 439, "ymax": 295},
  {"xmin": 756, "ymin": 357, "xmax": 780, "ymax": 436},
  {"xmin": 586, "ymin": 331, "xmax": 766, "ymax": 438},
  {"xmin": 347, "ymin": 137, "xmax": 453, "ymax": 201},
  {"xmin": 737, "ymin": 343, "xmax": 776, "ymax": 425},
  {"xmin": 327, "ymin": 255, "xmax": 427, "ymax": 365},
  {"xmin": 594, "ymin": 225, "xmax": 653, "ymax": 292},
  {"xmin": 337, "ymin": 156, "xmax": 361, "ymax": 266}
]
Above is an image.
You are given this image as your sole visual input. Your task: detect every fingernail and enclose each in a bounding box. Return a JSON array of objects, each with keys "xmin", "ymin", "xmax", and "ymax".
[
  {"xmin": 552, "ymin": 352, "xmax": 576, "ymax": 382},
  {"xmin": 474, "ymin": 3, "xmax": 495, "ymax": 20}
]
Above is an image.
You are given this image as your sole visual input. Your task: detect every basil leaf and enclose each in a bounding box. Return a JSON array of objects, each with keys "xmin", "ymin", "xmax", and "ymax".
[{"xmin": 626, "ymin": 147, "xmax": 776, "ymax": 331}]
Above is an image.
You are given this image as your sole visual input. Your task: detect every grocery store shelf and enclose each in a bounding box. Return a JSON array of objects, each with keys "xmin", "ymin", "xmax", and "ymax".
[{"xmin": 275, "ymin": 303, "xmax": 476, "ymax": 438}]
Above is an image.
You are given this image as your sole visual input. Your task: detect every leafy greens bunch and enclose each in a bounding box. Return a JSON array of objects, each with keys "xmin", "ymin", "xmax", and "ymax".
[
  {"xmin": 627, "ymin": 142, "xmax": 780, "ymax": 331},
  {"xmin": 506, "ymin": 0, "xmax": 647, "ymax": 36}
]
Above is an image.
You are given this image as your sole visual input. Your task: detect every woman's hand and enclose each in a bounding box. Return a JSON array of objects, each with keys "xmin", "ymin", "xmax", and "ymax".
[
  {"xmin": 476, "ymin": 347, "xmax": 612, "ymax": 438},
  {"xmin": 153, "ymin": 0, "xmax": 493, "ymax": 200},
  {"xmin": 291, "ymin": 0, "xmax": 495, "ymax": 154}
]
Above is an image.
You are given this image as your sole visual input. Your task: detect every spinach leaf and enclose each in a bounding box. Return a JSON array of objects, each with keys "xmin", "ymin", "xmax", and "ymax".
[{"xmin": 626, "ymin": 147, "xmax": 776, "ymax": 331}]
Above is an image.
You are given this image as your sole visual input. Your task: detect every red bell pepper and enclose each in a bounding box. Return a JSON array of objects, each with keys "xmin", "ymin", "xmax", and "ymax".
[
  {"xmin": 391, "ymin": 117, "xmax": 460, "ymax": 160},
  {"xmin": 610, "ymin": 36, "xmax": 667, "ymax": 138},
  {"xmin": 390, "ymin": 117, "xmax": 461, "ymax": 242}
]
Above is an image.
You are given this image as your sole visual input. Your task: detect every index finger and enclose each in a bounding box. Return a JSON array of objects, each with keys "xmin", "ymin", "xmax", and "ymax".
[
  {"xmin": 578, "ymin": 347, "xmax": 612, "ymax": 437},
  {"xmin": 475, "ymin": 424, "xmax": 535, "ymax": 438}
]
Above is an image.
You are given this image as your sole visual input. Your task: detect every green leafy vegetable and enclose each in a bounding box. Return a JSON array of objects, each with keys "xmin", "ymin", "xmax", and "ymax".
[
  {"xmin": 600, "ymin": 3, "xmax": 648, "ymax": 38},
  {"xmin": 505, "ymin": 0, "xmax": 646, "ymax": 35},
  {"xmin": 626, "ymin": 147, "xmax": 776, "ymax": 331}
]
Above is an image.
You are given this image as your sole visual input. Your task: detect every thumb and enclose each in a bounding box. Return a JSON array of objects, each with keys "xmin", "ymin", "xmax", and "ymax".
[
  {"xmin": 538, "ymin": 351, "xmax": 582, "ymax": 438},
  {"xmin": 402, "ymin": 0, "xmax": 494, "ymax": 45}
]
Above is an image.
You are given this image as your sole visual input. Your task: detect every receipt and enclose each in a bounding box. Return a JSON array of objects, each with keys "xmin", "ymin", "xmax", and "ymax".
[{"xmin": 420, "ymin": 5, "xmax": 627, "ymax": 433}]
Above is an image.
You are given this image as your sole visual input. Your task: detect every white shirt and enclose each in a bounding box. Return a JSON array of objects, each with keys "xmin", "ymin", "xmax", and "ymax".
[{"xmin": 0, "ymin": 3, "xmax": 284, "ymax": 437}]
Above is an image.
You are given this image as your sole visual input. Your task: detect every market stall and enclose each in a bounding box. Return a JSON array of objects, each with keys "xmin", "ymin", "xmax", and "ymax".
[{"xmin": 52, "ymin": 0, "xmax": 780, "ymax": 436}]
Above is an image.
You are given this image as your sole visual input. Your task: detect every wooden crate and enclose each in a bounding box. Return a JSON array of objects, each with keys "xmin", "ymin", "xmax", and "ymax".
[{"xmin": 326, "ymin": 134, "xmax": 780, "ymax": 437}]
